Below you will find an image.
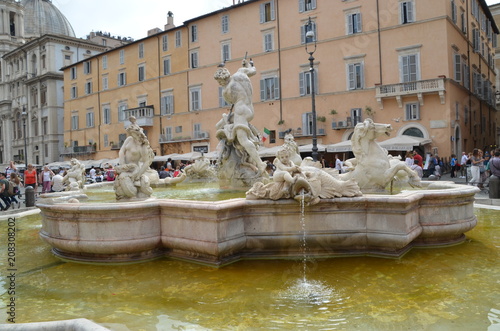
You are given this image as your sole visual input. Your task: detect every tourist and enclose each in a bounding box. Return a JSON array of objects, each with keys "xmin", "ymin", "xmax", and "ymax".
[
  {"xmin": 404, "ymin": 151, "xmax": 414, "ymax": 167},
  {"xmin": 335, "ymin": 154, "xmax": 344, "ymax": 173},
  {"xmin": 89, "ymin": 166, "xmax": 96, "ymax": 182},
  {"xmin": 158, "ymin": 166, "xmax": 170, "ymax": 179},
  {"xmin": 8, "ymin": 172, "xmax": 21, "ymax": 209},
  {"xmin": 40, "ymin": 165, "xmax": 55, "ymax": 194},
  {"xmin": 51, "ymin": 172, "xmax": 65, "ymax": 192},
  {"xmin": 413, "ymin": 151, "xmax": 423, "ymax": 168},
  {"xmin": 0, "ymin": 172, "xmax": 12, "ymax": 211},
  {"xmin": 173, "ymin": 166, "xmax": 182, "ymax": 178},
  {"xmin": 165, "ymin": 158, "xmax": 173, "ymax": 172},
  {"xmin": 489, "ymin": 151, "xmax": 500, "ymax": 177},
  {"xmin": 449, "ymin": 154, "xmax": 457, "ymax": 178},
  {"xmin": 469, "ymin": 148, "xmax": 484, "ymax": 187},
  {"xmin": 483, "ymin": 150, "xmax": 491, "ymax": 177},
  {"xmin": 460, "ymin": 152, "xmax": 468, "ymax": 178},
  {"xmin": 6, "ymin": 160, "xmax": 17, "ymax": 177},
  {"xmin": 24, "ymin": 164, "xmax": 38, "ymax": 192},
  {"xmin": 410, "ymin": 159, "xmax": 423, "ymax": 179}
]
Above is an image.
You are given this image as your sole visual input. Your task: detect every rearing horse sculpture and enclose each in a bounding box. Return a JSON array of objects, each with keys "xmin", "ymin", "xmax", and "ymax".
[{"xmin": 341, "ymin": 118, "xmax": 421, "ymax": 191}]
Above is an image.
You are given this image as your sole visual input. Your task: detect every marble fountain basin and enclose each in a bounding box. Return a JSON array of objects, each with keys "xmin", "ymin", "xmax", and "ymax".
[{"xmin": 38, "ymin": 181, "xmax": 479, "ymax": 266}]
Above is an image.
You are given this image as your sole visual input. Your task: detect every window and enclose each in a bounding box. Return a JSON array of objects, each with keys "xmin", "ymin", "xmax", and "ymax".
[
  {"xmin": 103, "ymin": 106, "xmax": 111, "ymax": 124},
  {"xmin": 138, "ymin": 65, "xmax": 145, "ymax": 82},
  {"xmin": 350, "ymin": 108, "xmax": 362, "ymax": 126},
  {"xmin": 301, "ymin": 21, "xmax": 316, "ymax": 44},
  {"xmin": 85, "ymin": 81, "xmax": 92, "ymax": 94},
  {"xmin": 472, "ymin": 28, "xmax": 480, "ymax": 52},
  {"xmin": 102, "ymin": 75, "xmax": 108, "ymax": 90},
  {"xmin": 163, "ymin": 57, "xmax": 171, "ymax": 75},
  {"xmin": 71, "ymin": 114, "xmax": 79, "ymax": 130},
  {"xmin": 163, "ymin": 127, "xmax": 172, "ymax": 141},
  {"xmin": 161, "ymin": 92, "xmax": 174, "ymax": 115},
  {"xmin": 138, "ymin": 43, "xmax": 144, "ymax": 58},
  {"xmin": 299, "ymin": 0, "xmax": 316, "ymax": 12},
  {"xmin": 194, "ymin": 123, "xmax": 201, "ymax": 138},
  {"xmin": 118, "ymin": 104, "xmax": 127, "ymax": 121},
  {"xmin": 260, "ymin": 77, "xmax": 280, "ymax": 100},
  {"xmin": 299, "ymin": 69, "xmax": 318, "ymax": 95},
  {"xmin": 162, "ymin": 35, "xmax": 168, "ymax": 51},
  {"xmin": 461, "ymin": 10, "xmax": 466, "ymax": 33},
  {"xmin": 260, "ymin": 1, "xmax": 275, "ymax": 23},
  {"xmin": 118, "ymin": 72, "xmax": 126, "ymax": 86},
  {"xmin": 191, "ymin": 25, "xmax": 198, "ymax": 42},
  {"xmin": 221, "ymin": 43, "xmax": 231, "ymax": 62},
  {"xmin": 347, "ymin": 63, "xmax": 364, "ymax": 90},
  {"xmin": 221, "ymin": 15, "xmax": 229, "ymax": 34},
  {"xmin": 400, "ymin": 54, "xmax": 419, "ymax": 82},
  {"xmin": 302, "ymin": 112, "xmax": 314, "ymax": 135},
  {"xmin": 190, "ymin": 87, "xmax": 202, "ymax": 111},
  {"xmin": 86, "ymin": 111, "xmax": 94, "ymax": 127},
  {"xmin": 83, "ymin": 61, "xmax": 91, "ymax": 74},
  {"xmin": 119, "ymin": 49, "xmax": 125, "ymax": 65},
  {"xmin": 463, "ymin": 63, "xmax": 470, "ymax": 89},
  {"xmin": 175, "ymin": 30, "xmax": 181, "ymax": 47},
  {"xmin": 451, "ymin": 0, "xmax": 457, "ymax": 24},
  {"xmin": 102, "ymin": 55, "xmax": 108, "ymax": 69},
  {"xmin": 219, "ymin": 86, "xmax": 230, "ymax": 107},
  {"xmin": 346, "ymin": 12, "xmax": 362, "ymax": 35},
  {"xmin": 104, "ymin": 134, "xmax": 109, "ymax": 147},
  {"xmin": 400, "ymin": 1, "xmax": 414, "ymax": 24},
  {"xmin": 70, "ymin": 86, "xmax": 77, "ymax": 99},
  {"xmin": 70, "ymin": 67, "xmax": 77, "ymax": 80},
  {"xmin": 405, "ymin": 103, "xmax": 420, "ymax": 120},
  {"xmin": 190, "ymin": 51, "xmax": 199, "ymax": 69},
  {"xmin": 453, "ymin": 53, "xmax": 461, "ymax": 82},
  {"xmin": 264, "ymin": 32, "xmax": 274, "ymax": 52}
]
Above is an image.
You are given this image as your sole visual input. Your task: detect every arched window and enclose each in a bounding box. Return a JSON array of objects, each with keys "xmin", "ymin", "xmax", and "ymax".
[{"xmin": 402, "ymin": 127, "xmax": 424, "ymax": 138}]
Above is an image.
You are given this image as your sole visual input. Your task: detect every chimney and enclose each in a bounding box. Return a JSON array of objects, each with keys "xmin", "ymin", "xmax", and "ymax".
[{"xmin": 164, "ymin": 11, "xmax": 175, "ymax": 31}]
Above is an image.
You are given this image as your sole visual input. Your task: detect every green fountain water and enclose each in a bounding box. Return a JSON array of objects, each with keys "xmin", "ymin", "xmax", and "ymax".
[{"xmin": 0, "ymin": 205, "xmax": 498, "ymax": 330}]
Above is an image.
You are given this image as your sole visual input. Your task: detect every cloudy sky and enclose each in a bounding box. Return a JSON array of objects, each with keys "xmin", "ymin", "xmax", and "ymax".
[
  {"xmin": 54, "ymin": 0, "xmax": 500, "ymax": 41},
  {"xmin": 53, "ymin": 0, "xmax": 235, "ymax": 40}
]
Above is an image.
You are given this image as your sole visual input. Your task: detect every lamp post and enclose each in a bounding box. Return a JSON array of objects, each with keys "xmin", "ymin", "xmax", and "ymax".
[
  {"xmin": 305, "ymin": 17, "xmax": 318, "ymax": 161},
  {"xmin": 22, "ymin": 107, "xmax": 27, "ymax": 166}
]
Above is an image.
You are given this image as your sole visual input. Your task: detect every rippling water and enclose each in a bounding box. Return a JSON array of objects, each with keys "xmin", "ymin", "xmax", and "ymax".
[{"xmin": 0, "ymin": 205, "xmax": 499, "ymax": 330}]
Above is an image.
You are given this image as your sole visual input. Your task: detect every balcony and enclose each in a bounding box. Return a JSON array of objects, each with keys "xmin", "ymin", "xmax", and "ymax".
[
  {"xmin": 375, "ymin": 77, "xmax": 445, "ymax": 109},
  {"xmin": 60, "ymin": 145, "xmax": 96, "ymax": 157},
  {"xmin": 159, "ymin": 131, "xmax": 210, "ymax": 143},
  {"xmin": 123, "ymin": 106, "xmax": 154, "ymax": 128},
  {"xmin": 332, "ymin": 116, "xmax": 362, "ymax": 130}
]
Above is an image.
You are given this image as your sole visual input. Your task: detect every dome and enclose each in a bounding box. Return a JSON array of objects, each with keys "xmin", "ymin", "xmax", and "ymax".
[{"xmin": 22, "ymin": 0, "xmax": 75, "ymax": 38}]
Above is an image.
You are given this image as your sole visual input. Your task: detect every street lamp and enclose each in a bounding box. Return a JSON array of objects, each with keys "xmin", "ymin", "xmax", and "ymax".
[
  {"xmin": 22, "ymin": 107, "xmax": 27, "ymax": 166},
  {"xmin": 305, "ymin": 17, "xmax": 318, "ymax": 161}
]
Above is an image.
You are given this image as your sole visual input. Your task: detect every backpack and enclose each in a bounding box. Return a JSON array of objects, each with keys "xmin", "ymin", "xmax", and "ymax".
[
  {"xmin": 3, "ymin": 181, "xmax": 13, "ymax": 197},
  {"xmin": 107, "ymin": 170, "xmax": 115, "ymax": 181}
]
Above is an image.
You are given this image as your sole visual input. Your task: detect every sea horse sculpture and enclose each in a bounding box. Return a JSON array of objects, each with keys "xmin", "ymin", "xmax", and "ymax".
[{"xmin": 340, "ymin": 118, "xmax": 421, "ymax": 192}]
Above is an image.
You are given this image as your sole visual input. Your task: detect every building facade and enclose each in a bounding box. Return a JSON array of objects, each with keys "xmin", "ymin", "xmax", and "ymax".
[{"xmin": 63, "ymin": 0, "xmax": 498, "ymax": 163}]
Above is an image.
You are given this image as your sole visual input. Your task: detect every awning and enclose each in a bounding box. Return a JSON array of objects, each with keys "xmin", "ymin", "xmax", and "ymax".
[
  {"xmin": 326, "ymin": 140, "xmax": 352, "ymax": 153},
  {"xmin": 258, "ymin": 146, "xmax": 281, "ymax": 158},
  {"xmin": 378, "ymin": 135, "xmax": 432, "ymax": 151},
  {"xmin": 298, "ymin": 144, "xmax": 327, "ymax": 153}
]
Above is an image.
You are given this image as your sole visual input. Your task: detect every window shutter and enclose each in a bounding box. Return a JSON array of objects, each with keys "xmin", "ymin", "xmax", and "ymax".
[
  {"xmin": 273, "ymin": 77, "xmax": 280, "ymax": 99},
  {"xmin": 299, "ymin": 0, "xmax": 305, "ymax": 12},
  {"xmin": 299, "ymin": 72, "xmax": 305, "ymax": 96},
  {"xmin": 260, "ymin": 79, "xmax": 265, "ymax": 100},
  {"xmin": 407, "ymin": 2, "xmax": 413, "ymax": 22},
  {"xmin": 356, "ymin": 13, "xmax": 362, "ymax": 32},
  {"xmin": 260, "ymin": 3, "xmax": 265, "ymax": 23},
  {"xmin": 311, "ymin": 0, "xmax": 317, "ymax": 9},
  {"xmin": 270, "ymin": 1, "xmax": 275, "ymax": 20},
  {"xmin": 348, "ymin": 15, "xmax": 353, "ymax": 34},
  {"xmin": 313, "ymin": 68, "xmax": 319, "ymax": 94},
  {"xmin": 348, "ymin": 64, "xmax": 355, "ymax": 89},
  {"xmin": 302, "ymin": 113, "xmax": 309, "ymax": 135},
  {"xmin": 454, "ymin": 54, "xmax": 461, "ymax": 82},
  {"xmin": 301, "ymin": 25, "xmax": 306, "ymax": 44}
]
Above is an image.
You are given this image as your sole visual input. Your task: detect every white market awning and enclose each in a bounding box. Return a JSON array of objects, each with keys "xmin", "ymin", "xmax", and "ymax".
[
  {"xmin": 378, "ymin": 135, "xmax": 432, "ymax": 151},
  {"xmin": 298, "ymin": 144, "xmax": 327, "ymax": 153},
  {"xmin": 326, "ymin": 140, "xmax": 352, "ymax": 153}
]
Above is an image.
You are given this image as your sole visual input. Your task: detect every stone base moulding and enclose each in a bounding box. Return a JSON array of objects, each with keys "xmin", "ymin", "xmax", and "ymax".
[{"xmin": 38, "ymin": 181, "xmax": 479, "ymax": 267}]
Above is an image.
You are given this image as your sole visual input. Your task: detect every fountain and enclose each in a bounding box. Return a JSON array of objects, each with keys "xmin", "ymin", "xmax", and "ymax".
[{"xmin": 2, "ymin": 59, "xmax": 490, "ymax": 330}]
